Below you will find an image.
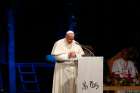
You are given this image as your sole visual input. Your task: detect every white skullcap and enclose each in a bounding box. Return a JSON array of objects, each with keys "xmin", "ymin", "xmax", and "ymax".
[{"xmin": 66, "ymin": 30, "xmax": 74, "ymax": 35}]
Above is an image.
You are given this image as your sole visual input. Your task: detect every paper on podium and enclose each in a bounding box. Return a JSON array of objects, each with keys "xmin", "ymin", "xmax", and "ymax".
[{"xmin": 77, "ymin": 57, "xmax": 103, "ymax": 93}]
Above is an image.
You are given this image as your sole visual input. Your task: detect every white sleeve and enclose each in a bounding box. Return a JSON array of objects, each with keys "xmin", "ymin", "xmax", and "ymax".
[
  {"xmin": 51, "ymin": 42, "xmax": 58, "ymax": 55},
  {"xmin": 51, "ymin": 41, "xmax": 69, "ymax": 61},
  {"xmin": 55, "ymin": 54, "xmax": 69, "ymax": 61},
  {"xmin": 76, "ymin": 45, "xmax": 85, "ymax": 59}
]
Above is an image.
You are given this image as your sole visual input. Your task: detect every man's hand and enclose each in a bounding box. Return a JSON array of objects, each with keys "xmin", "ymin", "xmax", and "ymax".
[{"xmin": 68, "ymin": 52, "xmax": 76, "ymax": 58}]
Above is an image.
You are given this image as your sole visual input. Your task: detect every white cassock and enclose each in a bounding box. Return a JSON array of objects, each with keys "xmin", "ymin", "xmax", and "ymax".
[
  {"xmin": 112, "ymin": 58, "xmax": 139, "ymax": 93},
  {"xmin": 51, "ymin": 38, "xmax": 84, "ymax": 93}
]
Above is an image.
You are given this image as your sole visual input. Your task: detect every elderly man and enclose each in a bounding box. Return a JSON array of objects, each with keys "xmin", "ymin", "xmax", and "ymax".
[{"xmin": 51, "ymin": 30, "xmax": 84, "ymax": 93}]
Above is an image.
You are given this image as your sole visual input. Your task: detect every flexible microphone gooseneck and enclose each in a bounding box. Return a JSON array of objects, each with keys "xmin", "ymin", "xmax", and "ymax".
[{"xmin": 75, "ymin": 41, "xmax": 94, "ymax": 56}]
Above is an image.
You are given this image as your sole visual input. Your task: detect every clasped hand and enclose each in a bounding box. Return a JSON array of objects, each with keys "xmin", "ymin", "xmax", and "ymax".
[{"xmin": 68, "ymin": 52, "xmax": 76, "ymax": 58}]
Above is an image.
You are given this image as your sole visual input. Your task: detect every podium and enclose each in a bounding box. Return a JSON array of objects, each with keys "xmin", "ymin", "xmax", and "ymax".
[{"xmin": 77, "ymin": 57, "xmax": 103, "ymax": 93}]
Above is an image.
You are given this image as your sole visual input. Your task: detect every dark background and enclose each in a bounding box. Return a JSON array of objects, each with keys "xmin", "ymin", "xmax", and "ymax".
[
  {"xmin": 11, "ymin": 0, "xmax": 140, "ymax": 62},
  {"xmin": 0, "ymin": 0, "xmax": 139, "ymax": 77},
  {"xmin": 0, "ymin": 0, "xmax": 140, "ymax": 92}
]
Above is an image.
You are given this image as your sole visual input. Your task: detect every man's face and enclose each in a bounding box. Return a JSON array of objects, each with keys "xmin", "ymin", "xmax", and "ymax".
[{"xmin": 65, "ymin": 33, "xmax": 74, "ymax": 44}]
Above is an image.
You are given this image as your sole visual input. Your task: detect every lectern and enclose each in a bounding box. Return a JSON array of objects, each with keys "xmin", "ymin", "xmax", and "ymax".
[{"xmin": 77, "ymin": 57, "xmax": 103, "ymax": 93}]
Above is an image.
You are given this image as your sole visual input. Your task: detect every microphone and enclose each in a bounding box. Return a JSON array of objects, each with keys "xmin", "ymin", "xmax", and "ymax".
[{"xmin": 75, "ymin": 41, "xmax": 94, "ymax": 56}]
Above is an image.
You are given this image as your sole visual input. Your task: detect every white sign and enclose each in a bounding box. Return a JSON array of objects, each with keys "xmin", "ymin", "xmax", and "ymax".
[{"xmin": 77, "ymin": 57, "xmax": 103, "ymax": 93}]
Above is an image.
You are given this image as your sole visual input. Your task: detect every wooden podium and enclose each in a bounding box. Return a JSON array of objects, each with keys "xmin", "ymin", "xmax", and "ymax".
[{"xmin": 77, "ymin": 57, "xmax": 103, "ymax": 93}]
